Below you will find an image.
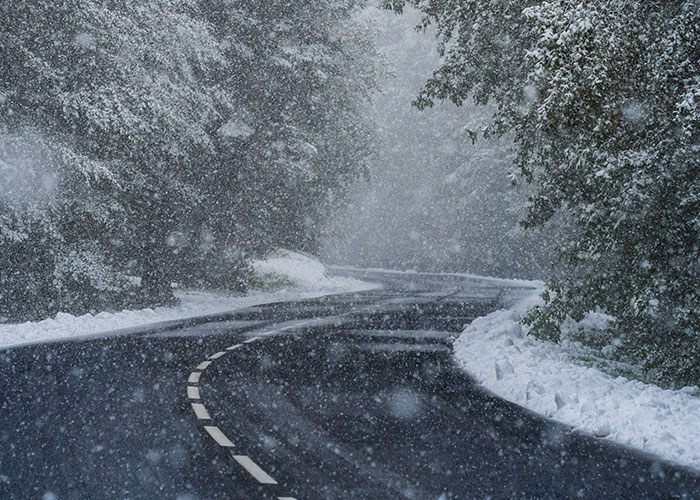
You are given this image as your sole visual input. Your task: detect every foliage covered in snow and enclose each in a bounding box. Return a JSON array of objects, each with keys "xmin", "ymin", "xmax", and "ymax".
[
  {"xmin": 384, "ymin": 0, "xmax": 700, "ymax": 386},
  {"xmin": 323, "ymin": 8, "xmax": 561, "ymax": 279},
  {"xmin": 0, "ymin": 0, "xmax": 380, "ymax": 321}
]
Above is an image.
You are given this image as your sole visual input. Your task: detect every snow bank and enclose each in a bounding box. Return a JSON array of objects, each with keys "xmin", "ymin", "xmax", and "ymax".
[
  {"xmin": 454, "ymin": 288, "xmax": 700, "ymax": 471},
  {"xmin": 0, "ymin": 251, "xmax": 377, "ymax": 350},
  {"xmin": 252, "ymin": 250, "xmax": 371, "ymax": 293},
  {"xmin": 331, "ymin": 264, "xmax": 539, "ymax": 289}
]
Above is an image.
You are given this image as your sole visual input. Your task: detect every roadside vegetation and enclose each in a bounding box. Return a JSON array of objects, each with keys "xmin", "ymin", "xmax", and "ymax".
[
  {"xmin": 385, "ymin": 0, "xmax": 700, "ymax": 387},
  {"xmin": 0, "ymin": 0, "xmax": 379, "ymax": 321}
]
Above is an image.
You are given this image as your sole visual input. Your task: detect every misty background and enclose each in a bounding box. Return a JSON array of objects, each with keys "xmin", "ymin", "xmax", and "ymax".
[{"xmin": 321, "ymin": 8, "xmax": 556, "ymax": 280}]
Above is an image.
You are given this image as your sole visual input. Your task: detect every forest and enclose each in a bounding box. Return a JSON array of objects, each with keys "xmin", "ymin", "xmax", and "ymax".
[
  {"xmin": 2, "ymin": 0, "xmax": 699, "ymax": 386},
  {"xmin": 0, "ymin": 0, "xmax": 379, "ymax": 321},
  {"xmin": 383, "ymin": 0, "xmax": 700, "ymax": 386}
]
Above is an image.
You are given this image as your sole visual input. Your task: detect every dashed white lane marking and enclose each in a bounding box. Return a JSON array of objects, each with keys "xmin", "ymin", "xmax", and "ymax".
[
  {"xmin": 191, "ymin": 403, "xmax": 211, "ymax": 420},
  {"xmin": 190, "ymin": 327, "xmax": 312, "ymax": 497},
  {"xmin": 204, "ymin": 425, "xmax": 234, "ymax": 447},
  {"xmin": 233, "ymin": 455, "xmax": 278, "ymax": 484},
  {"xmin": 196, "ymin": 360, "xmax": 212, "ymax": 370}
]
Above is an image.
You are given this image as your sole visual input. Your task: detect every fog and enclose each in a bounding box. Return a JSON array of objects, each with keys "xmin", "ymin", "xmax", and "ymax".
[
  {"xmin": 0, "ymin": 131, "xmax": 58, "ymax": 208},
  {"xmin": 322, "ymin": 8, "xmax": 555, "ymax": 280}
]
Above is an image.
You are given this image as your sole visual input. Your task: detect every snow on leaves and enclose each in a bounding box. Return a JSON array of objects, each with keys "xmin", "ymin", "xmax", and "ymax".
[
  {"xmin": 388, "ymin": 0, "xmax": 700, "ymax": 386},
  {"xmin": 0, "ymin": 0, "xmax": 379, "ymax": 321}
]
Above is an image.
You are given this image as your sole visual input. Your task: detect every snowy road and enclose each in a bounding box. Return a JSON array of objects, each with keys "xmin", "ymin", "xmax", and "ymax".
[{"xmin": 0, "ymin": 270, "xmax": 698, "ymax": 499}]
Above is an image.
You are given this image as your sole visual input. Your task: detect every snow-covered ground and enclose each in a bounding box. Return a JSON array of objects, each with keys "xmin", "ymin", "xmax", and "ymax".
[
  {"xmin": 0, "ymin": 251, "xmax": 377, "ymax": 350},
  {"xmin": 454, "ymin": 286, "xmax": 700, "ymax": 472},
  {"xmin": 330, "ymin": 265, "xmax": 539, "ymax": 289},
  {"xmin": 6, "ymin": 254, "xmax": 699, "ymax": 472},
  {"xmin": 252, "ymin": 250, "xmax": 370, "ymax": 292}
]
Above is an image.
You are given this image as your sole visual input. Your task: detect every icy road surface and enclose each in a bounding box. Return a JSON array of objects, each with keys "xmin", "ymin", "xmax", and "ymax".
[{"xmin": 0, "ymin": 270, "xmax": 698, "ymax": 499}]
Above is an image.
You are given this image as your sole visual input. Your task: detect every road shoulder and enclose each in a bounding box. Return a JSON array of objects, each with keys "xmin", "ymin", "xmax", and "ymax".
[{"xmin": 453, "ymin": 288, "xmax": 700, "ymax": 472}]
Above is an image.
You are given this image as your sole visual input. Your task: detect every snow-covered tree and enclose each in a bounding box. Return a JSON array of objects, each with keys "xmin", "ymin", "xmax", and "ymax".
[
  {"xmin": 1, "ymin": 0, "xmax": 224, "ymax": 317},
  {"xmin": 385, "ymin": 0, "xmax": 700, "ymax": 385},
  {"xmin": 194, "ymin": 0, "xmax": 379, "ymax": 260},
  {"xmin": 1, "ymin": 0, "xmax": 379, "ymax": 319}
]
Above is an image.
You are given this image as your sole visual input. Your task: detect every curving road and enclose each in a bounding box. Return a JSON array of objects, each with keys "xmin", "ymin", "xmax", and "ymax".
[{"xmin": 0, "ymin": 269, "xmax": 699, "ymax": 499}]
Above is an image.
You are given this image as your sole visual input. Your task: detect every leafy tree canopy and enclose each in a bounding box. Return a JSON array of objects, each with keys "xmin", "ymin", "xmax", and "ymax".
[
  {"xmin": 0, "ymin": 0, "xmax": 378, "ymax": 320},
  {"xmin": 384, "ymin": 0, "xmax": 700, "ymax": 386}
]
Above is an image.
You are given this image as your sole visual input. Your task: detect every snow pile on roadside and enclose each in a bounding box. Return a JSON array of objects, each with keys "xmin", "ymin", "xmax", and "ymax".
[
  {"xmin": 0, "ymin": 251, "xmax": 377, "ymax": 350},
  {"xmin": 454, "ymin": 289, "xmax": 700, "ymax": 471},
  {"xmin": 335, "ymin": 265, "xmax": 540, "ymax": 289},
  {"xmin": 252, "ymin": 250, "xmax": 371, "ymax": 292}
]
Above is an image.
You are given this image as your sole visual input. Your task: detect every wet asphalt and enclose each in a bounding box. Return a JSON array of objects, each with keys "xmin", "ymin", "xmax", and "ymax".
[{"xmin": 0, "ymin": 269, "xmax": 698, "ymax": 499}]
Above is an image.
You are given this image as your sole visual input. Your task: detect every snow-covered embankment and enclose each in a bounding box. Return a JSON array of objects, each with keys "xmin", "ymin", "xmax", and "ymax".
[
  {"xmin": 0, "ymin": 250, "xmax": 377, "ymax": 350},
  {"xmin": 453, "ymin": 287, "xmax": 700, "ymax": 472}
]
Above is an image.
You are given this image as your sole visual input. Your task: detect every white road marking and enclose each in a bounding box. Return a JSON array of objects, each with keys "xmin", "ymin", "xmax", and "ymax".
[
  {"xmin": 204, "ymin": 425, "xmax": 234, "ymax": 447},
  {"xmin": 233, "ymin": 455, "xmax": 278, "ymax": 484},
  {"xmin": 191, "ymin": 403, "xmax": 211, "ymax": 420},
  {"xmin": 187, "ymin": 386, "xmax": 201, "ymax": 400},
  {"xmin": 187, "ymin": 318, "xmax": 351, "ymax": 497}
]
